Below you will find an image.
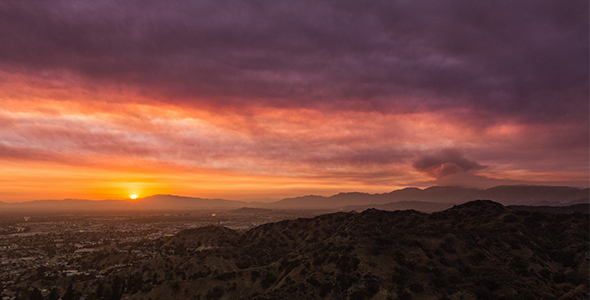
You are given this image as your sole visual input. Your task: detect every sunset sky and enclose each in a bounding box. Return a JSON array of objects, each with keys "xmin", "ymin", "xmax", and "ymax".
[{"xmin": 0, "ymin": 0, "xmax": 588, "ymax": 202}]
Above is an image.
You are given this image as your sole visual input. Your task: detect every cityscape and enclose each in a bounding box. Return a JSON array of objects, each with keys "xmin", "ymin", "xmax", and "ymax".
[{"xmin": 1, "ymin": 209, "xmax": 326, "ymax": 299}]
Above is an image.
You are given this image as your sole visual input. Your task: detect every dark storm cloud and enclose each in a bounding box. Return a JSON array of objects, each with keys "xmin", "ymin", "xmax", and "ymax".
[
  {"xmin": 413, "ymin": 149, "xmax": 486, "ymax": 178},
  {"xmin": 0, "ymin": 0, "xmax": 587, "ymax": 125}
]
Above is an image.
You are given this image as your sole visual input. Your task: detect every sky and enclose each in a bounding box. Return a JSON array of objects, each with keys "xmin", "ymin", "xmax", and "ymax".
[{"xmin": 0, "ymin": 0, "xmax": 588, "ymax": 202}]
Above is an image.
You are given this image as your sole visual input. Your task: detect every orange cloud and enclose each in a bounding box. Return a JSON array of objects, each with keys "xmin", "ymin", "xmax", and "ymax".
[{"xmin": 0, "ymin": 71, "xmax": 587, "ymax": 202}]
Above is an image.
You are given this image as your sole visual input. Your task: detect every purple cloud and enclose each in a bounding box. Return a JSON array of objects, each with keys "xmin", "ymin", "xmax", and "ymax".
[
  {"xmin": 0, "ymin": 0, "xmax": 586, "ymax": 128},
  {"xmin": 413, "ymin": 149, "xmax": 486, "ymax": 178},
  {"xmin": 0, "ymin": 0, "xmax": 587, "ymax": 194}
]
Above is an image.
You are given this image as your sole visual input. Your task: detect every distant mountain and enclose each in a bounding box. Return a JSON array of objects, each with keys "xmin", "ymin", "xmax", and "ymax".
[
  {"xmin": 567, "ymin": 198, "xmax": 590, "ymax": 205},
  {"xmin": 537, "ymin": 197, "xmax": 590, "ymax": 206},
  {"xmin": 261, "ymin": 187, "xmax": 477, "ymax": 209},
  {"xmin": 1, "ymin": 185, "xmax": 587, "ymax": 212},
  {"xmin": 113, "ymin": 200, "xmax": 589, "ymax": 299},
  {"xmin": 137, "ymin": 195, "xmax": 248, "ymax": 210},
  {"xmin": 264, "ymin": 185, "xmax": 589, "ymax": 209},
  {"xmin": 382, "ymin": 186, "xmax": 481, "ymax": 203},
  {"xmin": 480, "ymin": 185, "xmax": 589, "ymax": 205},
  {"xmin": 0, "ymin": 195, "xmax": 248, "ymax": 212},
  {"xmin": 0, "ymin": 199, "xmax": 133, "ymax": 212}
]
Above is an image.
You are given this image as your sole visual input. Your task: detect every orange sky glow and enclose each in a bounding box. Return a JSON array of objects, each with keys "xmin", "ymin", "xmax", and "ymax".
[
  {"xmin": 1, "ymin": 74, "xmax": 587, "ymax": 202},
  {"xmin": 0, "ymin": 1, "xmax": 588, "ymax": 202}
]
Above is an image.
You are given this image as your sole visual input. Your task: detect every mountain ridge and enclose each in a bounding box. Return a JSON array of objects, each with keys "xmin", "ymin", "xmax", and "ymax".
[
  {"xmin": 0, "ymin": 185, "xmax": 587, "ymax": 212},
  {"xmin": 264, "ymin": 185, "xmax": 589, "ymax": 209}
]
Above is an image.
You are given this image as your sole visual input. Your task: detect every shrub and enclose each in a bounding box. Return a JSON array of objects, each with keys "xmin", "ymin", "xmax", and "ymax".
[
  {"xmin": 260, "ymin": 272, "xmax": 277, "ymax": 289},
  {"xmin": 503, "ymin": 214, "xmax": 518, "ymax": 223},
  {"xmin": 336, "ymin": 273, "xmax": 358, "ymax": 290},
  {"xmin": 397, "ymin": 290, "xmax": 414, "ymax": 300},
  {"xmin": 440, "ymin": 238, "xmax": 456, "ymax": 254},
  {"xmin": 392, "ymin": 266, "xmax": 409, "ymax": 286},
  {"xmin": 409, "ymin": 282, "xmax": 424, "ymax": 294},
  {"xmin": 235, "ymin": 258, "xmax": 252, "ymax": 269},
  {"xmin": 319, "ymin": 282, "xmax": 333, "ymax": 297},
  {"xmin": 306, "ymin": 276, "xmax": 321, "ymax": 287},
  {"xmin": 393, "ymin": 250, "xmax": 407, "ymax": 266},
  {"xmin": 250, "ymin": 270, "xmax": 260, "ymax": 282},
  {"xmin": 205, "ymin": 286, "xmax": 224, "ymax": 300},
  {"xmin": 468, "ymin": 252, "xmax": 486, "ymax": 264}
]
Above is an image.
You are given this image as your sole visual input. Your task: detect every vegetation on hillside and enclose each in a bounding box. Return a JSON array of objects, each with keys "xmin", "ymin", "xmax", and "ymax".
[{"xmin": 15, "ymin": 200, "xmax": 589, "ymax": 300}]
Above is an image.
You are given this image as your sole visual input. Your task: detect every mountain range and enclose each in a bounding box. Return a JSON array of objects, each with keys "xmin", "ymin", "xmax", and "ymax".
[
  {"xmin": 0, "ymin": 185, "xmax": 587, "ymax": 212},
  {"xmin": 265, "ymin": 185, "xmax": 589, "ymax": 209}
]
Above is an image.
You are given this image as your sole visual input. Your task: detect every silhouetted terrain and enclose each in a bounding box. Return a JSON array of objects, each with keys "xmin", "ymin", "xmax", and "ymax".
[
  {"xmin": 0, "ymin": 195, "xmax": 249, "ymax": 212},
  {"xmin": 343, "ymin": 201, "xmax": 455, "ymax": 213},
  {"xmin": 508, "ymin": 204, "xmax": 589, "ymax": 215},
  {"xmin": 1, "ymin": 185, "xmax": 588, "ymax": 212},
  {"xmin": 84, "ymin": 200, "xmax": 588, "ymax": 300},
  {"xmin": 266, "ymin": 186, "xmax": 589, "ymax": 209}
]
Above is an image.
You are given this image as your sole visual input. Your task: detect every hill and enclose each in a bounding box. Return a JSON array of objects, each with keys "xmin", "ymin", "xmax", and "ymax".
[
  {"xmin": 344, "ymin": 201, "xmax": 454, "ymax": 213},
  {"xmin": 110, "ymin": 200, "xmax": 589, "ymax": 299},
  {"xmin": 509, "ymin": 204, "xmax": 589, "ymax": 215}
]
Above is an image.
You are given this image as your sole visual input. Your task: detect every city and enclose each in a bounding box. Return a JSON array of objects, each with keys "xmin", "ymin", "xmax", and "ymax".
[{"xmin": 0, "ymin": 209, "xmax": 326, "ymax": 299}]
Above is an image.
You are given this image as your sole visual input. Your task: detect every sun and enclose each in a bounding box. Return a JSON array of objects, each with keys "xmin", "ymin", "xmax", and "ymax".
[{"xmin": 130, "ymin": 194, "xmax": 138, "ymax": 200}]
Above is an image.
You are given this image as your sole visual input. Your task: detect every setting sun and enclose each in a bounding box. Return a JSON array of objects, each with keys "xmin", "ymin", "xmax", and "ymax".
[{"xmin": 130, "ymin": 195, "xmax": 138, "ymax": 200}]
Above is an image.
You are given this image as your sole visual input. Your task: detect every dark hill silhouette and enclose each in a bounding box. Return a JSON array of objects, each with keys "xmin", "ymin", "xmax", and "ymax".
[
  {"xmin": 344, "ymin": 201, "xmax": 454, "ymax": 213},
  {"xmin": 121, "ymin": 200, "xmax": 588, "ymax": 300},
  {"xmin": 509, "ymin": 203, "xmax": 589, "ymax": 214},
  {"xmin": 164, "ymin": 225, "xmax": 240, "ymax": 251}
]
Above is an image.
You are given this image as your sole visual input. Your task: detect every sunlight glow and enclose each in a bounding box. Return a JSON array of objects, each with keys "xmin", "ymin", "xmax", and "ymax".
[{"xmin": 130, "ymin": 195, "xmax": 137, "ymax": 199}]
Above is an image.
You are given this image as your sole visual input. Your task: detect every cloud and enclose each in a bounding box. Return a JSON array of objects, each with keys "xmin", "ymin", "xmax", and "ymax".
[
  {"xmin": 0, "ymin": 0, "xmax": 587, "ymax": 126},
  {"xmin": 413, "ymin": 149, "xmax": 486, "ymax": 178},
  {"xmin": 0, "ymin": 1, "xmax": 587, "ymax": 200},
  {"xmin": 424, "ymin": 172, "xmax": 590, "ymax": 190}
]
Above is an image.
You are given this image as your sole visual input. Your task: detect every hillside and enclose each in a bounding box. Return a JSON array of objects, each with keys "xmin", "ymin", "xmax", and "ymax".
[
  {"xmin": 509, "ymin": 204, "xmax": 590, "ymax": 215},
  {"xmin": 344, "ymin": 201, "xmax": 455, "ymax": 213},
  {"xmin": 106, "ymin": 200, "xmax": 589, "ymax": 300}
]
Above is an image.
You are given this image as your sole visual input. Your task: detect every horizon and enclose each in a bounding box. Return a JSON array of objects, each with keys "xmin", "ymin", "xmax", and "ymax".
[
  {"xmin": 1, "ymin": 1, "xmax": 588, "ymax": 203},
  {"xmin": 1, "ymin": 184, "xmax": 588, "ymax": 204}
]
